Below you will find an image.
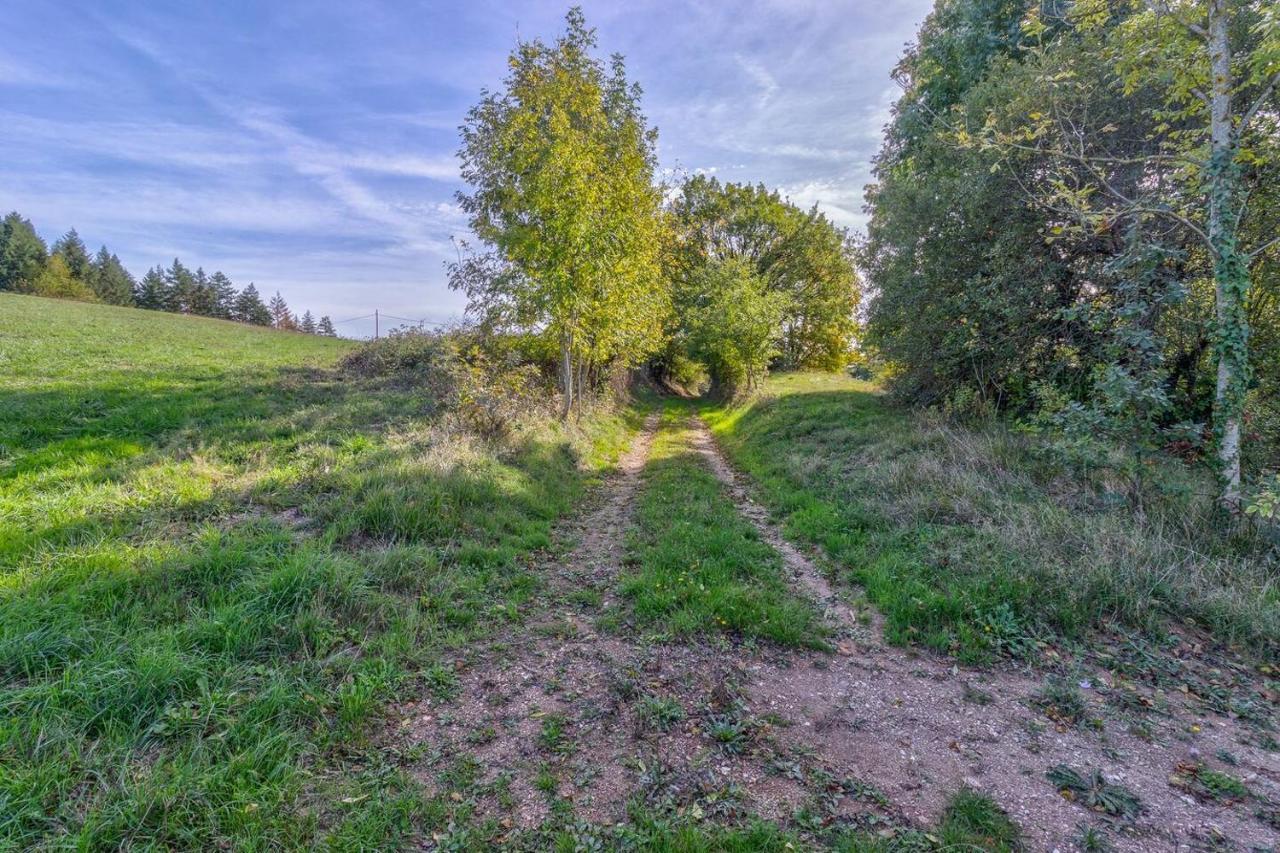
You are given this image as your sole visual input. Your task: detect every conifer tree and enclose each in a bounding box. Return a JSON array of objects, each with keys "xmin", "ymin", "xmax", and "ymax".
[
  {"xmin": 189, "ymin": 267, "xmax": 217, "ymax": 316},
  {"xmin": 299, "ymin": 310, "xmax": 317, "ymax": 334},
  {"xmin": 51, "ymin": 229, "xmax": 91, "ymax": 285},
  {"xmin": 209, "ymin": 271, "xmax": 237, "ymax": 318},
  {"xmin": 89, "ymin": 246, "xmax": 136, "ymax": 305},
  {"xmin": 268, "ymin": 291, "xmax": 293, "ymax": 329},
  {"xmin": 0, "ymin": 212, "xmax": 48, "ymax": 292},
  {"xmin": 164, "ymin": 258, "xmax": 196, "ymax": 313},
  {"xmin": 135, "ymin": 266, "xmax": 167, "ymax": 310},
  {"xmin": 233, "ymin": 283, "xmax": 272, "ymax": 326},
  {"xmin": 317, "ymin": 315, "xmax": 337, "ymax": 337}
]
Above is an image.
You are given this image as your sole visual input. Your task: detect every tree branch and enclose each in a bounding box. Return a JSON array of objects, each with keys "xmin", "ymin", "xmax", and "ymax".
[
  {"xmin": 1247, "ymin": 232, "xmax": 1280, "ymax": 263},
  {"xmin": 1240, "ymin": 70, "xmax": 1280, "ymax": 134}
]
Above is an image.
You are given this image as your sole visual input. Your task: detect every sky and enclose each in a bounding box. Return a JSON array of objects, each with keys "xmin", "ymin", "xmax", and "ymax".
[{"xmin": 0, "ymin": 0, "xmax": 933, "ymax": 338}]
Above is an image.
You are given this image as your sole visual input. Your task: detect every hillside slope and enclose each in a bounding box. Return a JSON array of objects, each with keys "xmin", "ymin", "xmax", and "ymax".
[{"xmin": 0, "ymin": 293, "xmax": 635, "ymax": 849}]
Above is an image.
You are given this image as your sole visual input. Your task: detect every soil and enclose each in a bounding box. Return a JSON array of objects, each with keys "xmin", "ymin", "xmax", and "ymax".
[{"xmin": 387, "ymin": 414, "xmax": 1280, "ymax": 851}]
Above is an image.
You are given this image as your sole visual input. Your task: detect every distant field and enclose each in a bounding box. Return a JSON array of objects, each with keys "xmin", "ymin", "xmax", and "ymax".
[{"xmin": 0, "ymin": 293, "xmax": 634, "ymax": 848}]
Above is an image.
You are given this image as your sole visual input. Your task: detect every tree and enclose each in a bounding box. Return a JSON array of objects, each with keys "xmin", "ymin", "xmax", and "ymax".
[
  {"xmin": 33, "ymin": 254, "xmax": 95, "ymax": 301},
  {"xmin": 209, "ymin": 271, "xmax": 237, "ymax": 318},
  {"xmin": 164, "ymin": 258, "xmax": 196, "ymax": 313},
  {"xmin": 451, "ymin": 7, "xmax": 669, "ymax": 417},
  {"xmin": 0, "ymin": 212, "xmax": 48, "ymax": 292},
  {"xmin": 299, "ymin": 310, "xmax": 317, "ymax": 334},
  {"xmin": 682, "ymin": 258, "xmax": 787, "ymax": 394},
  {"xmin": 89, "ymin": 246, "xmax": 136, "ymax": 306},
  {"xmin": 51, "ymin": 229, "xmax": 91, "ymax": 285},
  {"xmin": 268, "ymin": 291, "xmax": 294, "ymax": 329},
  {"xmin": 670, "ymin": 176, "xmax": 860, "ymax": 370},
  {"xmin": 135, "ymin": 266, "xmax": 167, "ymax": 310},
  {"xmin": 317, "ymin": 315, "xmax": 338, "ymax": 337},
  {"xmin": 996, "ymin": 0, "xmax": 1280, "ymax": 510},
  {"xmin": 233, "ymin": 283, "xmax": 272, "ymax": 326}
]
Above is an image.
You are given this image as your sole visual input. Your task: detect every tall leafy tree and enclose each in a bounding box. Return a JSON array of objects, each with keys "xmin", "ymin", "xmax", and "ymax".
[
  {"xmin": 451, "ymin": 7, "xmax": 668, "ymax": 416},
  {"xmin": 671, "ymin": 176, "xmax": 859, "ymax": 370},
  {"xmin": 978, "ymin": 0, "xmax": 1280, "ymax": 510},
  {"xmin": 89, "ymin": 246, "xmax": 136, "ymax": 306},
  {"xmin": 0, "ymin": 212, "xmax": 48, "ymax": 292},
  {"xmin": 34, "ymin": 254, "xmax": 95, "ymax": 301},
  {"xmin": 317, "ymin": 315, "xmax": 338, "ymax": 337},
  {"xmin": 299, "ymin": 310, "xmax": 317, "ymax": 334}
]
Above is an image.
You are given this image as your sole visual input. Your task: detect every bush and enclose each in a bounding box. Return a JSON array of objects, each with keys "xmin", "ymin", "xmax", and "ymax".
[
  {"xmin": 340, "ymin": 329, "xmax": 549, "ymax": 439},
  {"xmin": 340, "ymin": 329, "xmax": 457, "ymax": 385}
]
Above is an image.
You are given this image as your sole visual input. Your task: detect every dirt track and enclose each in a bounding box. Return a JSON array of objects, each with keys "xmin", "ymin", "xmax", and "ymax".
[{"xmin": 389, "ymin": 414, "xmax": 1280, "ymax": 850}]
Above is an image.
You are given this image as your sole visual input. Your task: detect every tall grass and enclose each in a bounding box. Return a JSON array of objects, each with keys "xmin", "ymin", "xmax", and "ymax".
[{"xmin": 705, "ymin": 372, "xmax": 1278, "ymax": 664}]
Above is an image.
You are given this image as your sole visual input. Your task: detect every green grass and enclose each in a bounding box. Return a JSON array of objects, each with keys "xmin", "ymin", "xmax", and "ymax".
[
  {"xmin": 618, "ymin": 405, "xmax": 825, "ymax": 648},
  {"xmin": 704, "ymin": 372, "xmax": 1279, "ymax": 665},
  {"xmin": 0, "ymin": 293, "xmax": 636, "ymax": 849}
]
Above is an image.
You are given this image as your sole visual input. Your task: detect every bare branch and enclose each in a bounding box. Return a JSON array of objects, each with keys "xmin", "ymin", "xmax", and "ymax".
[
  {"xmin": 1240, "ymin": 70, "xmax": 1280, "ymax": 134},
  {"xmin": 1247, "ymin": 232, "xmax": 1280, "ymax": 263}
]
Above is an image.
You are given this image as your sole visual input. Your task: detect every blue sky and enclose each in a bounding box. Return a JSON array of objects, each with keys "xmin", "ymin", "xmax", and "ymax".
[{"xmin": 0, "ymin": 1, "xmax": 932, "ymax": 337}]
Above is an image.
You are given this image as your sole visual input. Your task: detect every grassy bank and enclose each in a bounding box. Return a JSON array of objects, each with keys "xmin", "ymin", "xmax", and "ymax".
[
  {"xmin": 0, "ymin": 294, "xmax": 636, "ymax": 848},
  {"xmin": 705, "ymin": 372, "xmax": 1278, "ymax": 665}
]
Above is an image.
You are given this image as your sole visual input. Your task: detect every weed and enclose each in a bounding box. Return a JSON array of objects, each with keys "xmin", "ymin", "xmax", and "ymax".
[
  {"xmin": 1032, "ymin": 677, "xmax": 1090, "ymax": 727},
  {"xmin": 538, "ymin": 712, "xmax": 574, "ymax": 755},
  {"xmin": 636, "ymin": 695, "xmax": 686, "ymax": 732},
  {"xmin": 1047, "ymin": 765, "xmax": 1142, "ymax": 819},
  {"xmin": 962, "ymin": 682, "xmax": 994, "ymax": 706},
  {"xmin": 1170, "ymin": 763, "xmax": 1251, "ymax": 803},
  {"xmin": 704, "ymin": 712, "xmax": 750, "ymax": 754}
]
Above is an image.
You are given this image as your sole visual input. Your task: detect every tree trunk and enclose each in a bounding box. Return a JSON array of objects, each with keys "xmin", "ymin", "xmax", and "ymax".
[
  {"xmin": 560, "ymin": 333, "xmax": 574, "ymax": 420},
  {"xmin": 1206, "ymin": 0, "xmax": 1249, "ymax": 513}
]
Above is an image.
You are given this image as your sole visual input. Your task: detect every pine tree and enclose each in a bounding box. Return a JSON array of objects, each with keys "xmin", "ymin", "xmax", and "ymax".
[
  {"xmin": 164, "ymin": 258, "xmax": 195, "ymax": 313},
  {"xmin": 135, "ymin": 266, "xmax": 166, "ymax": 309},
  {"xmin": 209, "ymin": 271, "xmax": 237, "ymax": 318},
  {"xmin": 233, "ymin": 283, "xmax": 272, "ymax": 326},
  {"xmin": 317, "ymin": 315, "xmax": 337, "ymax": 337},
  {"xmin": 299, "ymin": 310, "xmax": 317, "ymax": 334},
  {"xmin": 0, "ymin": 212, "xmax": 48, "ymax": 292},
  {"xmin": 51, "ymin": 229, "xmax": 92, "ymax": 285},
  {"xmin": 189, "ymin": 267, "xmax": 217, "ymax": 316},
  {"xmin": 268, "ymin": 291, "xmax": 293, "ymax": 329},
  {"xmin": 89, "ymin": 246, "xmax": 136, "ymax": 306}
]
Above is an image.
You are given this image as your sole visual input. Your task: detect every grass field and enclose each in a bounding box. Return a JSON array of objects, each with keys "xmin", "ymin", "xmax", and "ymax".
[
  {"xmin": 4, "ymin": 295, "xmax": 1274, "ymax": 850},
  {"xmin": 705, "ymin": 372, "xmax": 1279, "ymax": 665},
  {"xmin": 0, "ymin": 293, "xmax": 635, "ymax": 848}
]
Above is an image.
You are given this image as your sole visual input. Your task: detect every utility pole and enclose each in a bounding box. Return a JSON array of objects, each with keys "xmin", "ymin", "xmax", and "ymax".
[{"xmin": 374, "ymin": 309, "xmax": 379, "ymax": 340}]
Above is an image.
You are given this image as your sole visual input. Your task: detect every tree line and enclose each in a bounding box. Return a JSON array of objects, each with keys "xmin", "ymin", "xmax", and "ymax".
[
  {"xmin": 861, "ymin": 0, "xmax": 1278, "ymax": 512},
  {"xmin": 0, "ymin": 213, "xmax": 337, "ymax": 336},
  {"xmin": 450, "ymin": 9, "xmax": 861, "ymax": 417}
]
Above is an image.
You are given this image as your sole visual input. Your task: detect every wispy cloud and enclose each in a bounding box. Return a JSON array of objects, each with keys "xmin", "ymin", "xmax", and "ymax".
[{"xmin": 0, "ymin": 0, "xmax": 932, "ymax": 329}]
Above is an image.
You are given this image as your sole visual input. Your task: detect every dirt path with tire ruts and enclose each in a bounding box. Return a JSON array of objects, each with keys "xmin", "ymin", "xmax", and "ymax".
[{"xmin": 384, "ymin": 412, "xmax": 1279, "ymax": 851}]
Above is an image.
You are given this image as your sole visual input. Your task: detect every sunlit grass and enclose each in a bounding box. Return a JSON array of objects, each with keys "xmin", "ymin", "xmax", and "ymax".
[
  {"xmin": 0, "ymin": 293, "xmax": 636, "ymax": 848},
  {"xmin": 617, "ymin": 404, "xmax": 825, "ymax": 647},
  {"xmin": 705, "ymin": 371, "xmax": 1278, "ymax": 665}
]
